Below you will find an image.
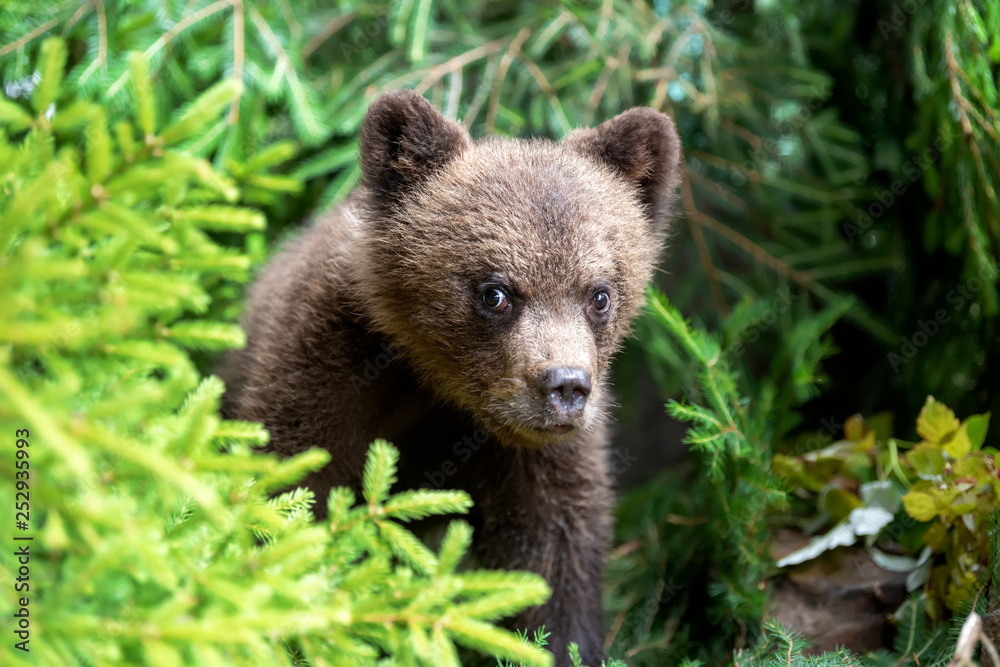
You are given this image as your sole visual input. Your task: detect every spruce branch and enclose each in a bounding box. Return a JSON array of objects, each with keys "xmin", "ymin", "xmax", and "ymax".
[
  {"xmin": 248, "ymin": 5, "xmax": 328, "ymax": 143},
  {"xmin": 302, "ymin": 11, "xmax": 356, "ymax": 59},
  {"xmin": 106, "ymin": 0, "xmax": 236, "ymax": 99},
  {"xmin": 0, "ymin": 12, "xmax": 65, "ymax": 57},
  {"xmin": 680, "ymin": 163, "xmax": 729, "ymax": 315},
  {"xmin": 229, "ymin": 0, "xmax": 245, "ymax": 123},
  {"xmin": 943, "ymin": 29, "xmax": 974, "ymax": 142},
  {"xmin": 414, "ymin": 38, "xmax": 507, "ymax": 96}
]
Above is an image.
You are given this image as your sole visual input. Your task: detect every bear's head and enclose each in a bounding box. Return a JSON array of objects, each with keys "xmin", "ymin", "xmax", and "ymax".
[{"xmin": 354, "ymin": 89, "xmax": 682, "ymax": 447}]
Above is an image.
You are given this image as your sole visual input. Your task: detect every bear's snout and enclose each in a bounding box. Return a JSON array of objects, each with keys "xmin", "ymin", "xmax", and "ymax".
[{"xmin": 540, "ymin": 366, "xmax": 592, "ymax": 425}]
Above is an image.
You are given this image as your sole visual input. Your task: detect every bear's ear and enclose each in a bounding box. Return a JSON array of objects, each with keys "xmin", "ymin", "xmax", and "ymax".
[
  {"xmin": 566, "ymin": 108, "xmax": 683, "ymax": 229},
  {"xmin": 360, "ymin": 89, "xmax": 470, "ymax": 203}
]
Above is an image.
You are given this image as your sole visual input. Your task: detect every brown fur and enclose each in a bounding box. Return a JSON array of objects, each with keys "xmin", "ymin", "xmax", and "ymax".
[{"xmin": 219, "ymin": 89, "xmax": 682, "ymax": 666}]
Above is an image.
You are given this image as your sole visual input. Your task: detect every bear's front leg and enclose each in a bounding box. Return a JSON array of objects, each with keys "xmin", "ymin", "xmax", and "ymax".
[{"xmin": 472, "ymin": 433, "xmax": 613, "ymax": 667}]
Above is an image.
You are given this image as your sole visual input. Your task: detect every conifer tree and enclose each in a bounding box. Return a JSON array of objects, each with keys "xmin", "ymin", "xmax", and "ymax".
[{"xmin": 0, "ymin": 38, "xmax": 552, "ymax": 667}]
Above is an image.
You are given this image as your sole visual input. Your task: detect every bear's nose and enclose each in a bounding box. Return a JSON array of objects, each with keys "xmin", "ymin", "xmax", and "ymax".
[{"xmin": 541, "ymin": 367, "xmax": 592, "ymax": 417}]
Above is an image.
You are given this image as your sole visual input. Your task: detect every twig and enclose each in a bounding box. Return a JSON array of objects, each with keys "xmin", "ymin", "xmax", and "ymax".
[
  {"xmin": 302, "ymin": 12, "xmax": 355, "ymax": 59},
  {"xmin": 106, "ymin": 0, "xmax": 235, "ymax": 98},
  {"xmin": 73, "ymin": 1, "xmax": 109, "ymax": 85},
  {"xmin": 686, "ymin": 150, "xmax": 762, "ymax": 186},
  {"xmin": 643, "ymin": 18, "xmax": 670, "ymax": 55},
  {"xmin": 650, "ymin": 77, "xmax": 668, "ymax": 111},
  {"xmin": 637, "ymin": 65, "xmax": 710, "ymax": 108},
  {"xmin": 0, "ymin": 14, "xmax": 65, "ymax": 57},
  {"xmin": 64, "ymin": 0, "xmax": 94, "ymax": 33},
  {"xmin": 604, "ymin": 609, "xmax": 627, "ymax": 651},
  {"xmin": 954, "ymin": 65, "xmax": 997, "ymax": 124},
  {"xmin": 595, "ymin": 0, "xmax": 613, "ymax": 44},
  {"xmin": 95, "ymin": 0, "xmax": 107, "ymax": 67},
  {"xmin": 532, "ymin": 10, "xmax": 573, "ymax": 56},
  {"xmin": 683, "ymin": 176, "xmax": 730, "ymax": 315},
  {"xmin": 462, "ymin": 53, "xmax": 500, "ymax": 128},
  {"xmin": 968, "ymin": 140, "xmax": 998, "ymax": 206},
  {"xmin": 275, "ymin": 0, "xmax": 302, "ymax": 41},
  {"xmin": 146, "ymin": 0, "xmax": 235, "ymax": 63},
  {"xmin": 667, "ymin": 95, "xmax": 730, "ymax": 315},
  {"xmin": 249, "ymin": 6, "xmax": 291, "ymax": 70},
  {"xmin": 519, "ymin": 51, "xmax": 573, "ymax": 134},
  {"xmin": 664, "ymin": 514, "xmax": 709, "ymax": 525},
  {"xmin": 414, "ymin": 38, "xmax": 506, "ymax": 95},
  {"xmin": 950, "ymin": 79, "xmax": 1000, "ymax": 147},
  {"xmin": 722, "ymin": 121, "xmax": 762, "ymax": 149},
  {"xmin": 689, "ymin": 207, "xmax": 813, "ymax": 286},
  {"xmin": 443, "ymin": 70, "xmax": 462, "ymax": 120},
  {"xmin": 485, "ymin": 27, "xmax": 531, "ymax": 134},
  {"xmin": 944, "ymin": 29, "xmax": 974, "ymax": 140},
  {"xmin": 588, "ymin": 42, "xmax": 631, "ymax": 123}
]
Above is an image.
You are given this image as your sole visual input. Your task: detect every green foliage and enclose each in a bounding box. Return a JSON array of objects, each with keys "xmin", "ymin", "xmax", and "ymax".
[
  {"xmin": 774, "ymin": 397, "xmax": 995, "ymax": 622},
  {"xmin": 902, "ymin": 399, "xmax": 995, "ymax": 616},
  {"xmin": 732, "ymin": 620, "xmax": 854, "ymax": 666},
  {"xmin": 0, "ymin": 38, "xmax": 552, "ymax": 667},
  {"xmin": 2, "ymin": 1, "xmax": 998, "ymax": 665},
  {"xmin": 732, "ymin": 600, "xmax": 995, "ymax": 667},
  {"xmin": 0, "ymin": 0, "xmax": 908, "ymax": 351},
  {"xmin": 902, "ymin": 1, "xmax": 1000, "ymax": 313},
  {"xmin": 603, "ymin": 289, "xmax": 807, "ymax": 664},
  {"xmin": 617, "ymin": 291, "xmax": 996, "ymax": 665}
]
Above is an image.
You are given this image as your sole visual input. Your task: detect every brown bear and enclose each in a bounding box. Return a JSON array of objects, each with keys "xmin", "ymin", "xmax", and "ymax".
[{"xmin": 219, "ymin": 89, "xmax": 682, "ymax": 666}]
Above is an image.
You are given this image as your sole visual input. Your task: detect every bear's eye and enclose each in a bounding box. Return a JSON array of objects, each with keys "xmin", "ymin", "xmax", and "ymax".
[
  {"xmin": 483, "ymin": 287, "xmax": 510, "ymax": 310},
  {"xmin": 592, "ymin": 291, "xmax": 611, "ymax": 313}
]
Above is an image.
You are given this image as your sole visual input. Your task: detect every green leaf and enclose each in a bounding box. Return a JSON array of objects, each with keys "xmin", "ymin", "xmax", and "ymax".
[
  {"xmin": 941, "ymin": 423, "xmax": 971, "ymax": 459},
  {"xmin": 317, "ymin": 163, "xmax": 362, "ymax": 211},
  {"xmin": 916, "ymin": 396, "xmax": 960, "ymax": 445},
  {"xmin": 822, "ymin": 486, "xmax": 862, "ymax": 521},
  {"xmin": 964, "ymin": 412, "xmax": 990, "ymax": 450},
  {"xmin": 908, "ymin": 442, "xmax": 945, "ymax": 475},
  {"xmin": 902, "ymin": 491, "xmax": 937, "ymax": 522},
  {"xmin": 115, "ymin": 121, "xmax": 137, "ymax": 161}
]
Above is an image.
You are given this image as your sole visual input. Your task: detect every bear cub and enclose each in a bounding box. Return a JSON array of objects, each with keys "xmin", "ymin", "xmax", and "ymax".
[{"xmin": 220, "ymin": 89, "xmax": 682, "ymax": 666}]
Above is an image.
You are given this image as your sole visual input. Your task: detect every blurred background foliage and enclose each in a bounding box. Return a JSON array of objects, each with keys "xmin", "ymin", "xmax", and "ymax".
[
  {"xmin": 2, "ymin": 0, "xmax": 995, "ymax": 418},
  {"xmin": 3, "ymin": 0, "xmax": 995, "ymax": 422},
  {"xmin": 1, "ymin": 0, "xmax": 997, "ymax": 664}
]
